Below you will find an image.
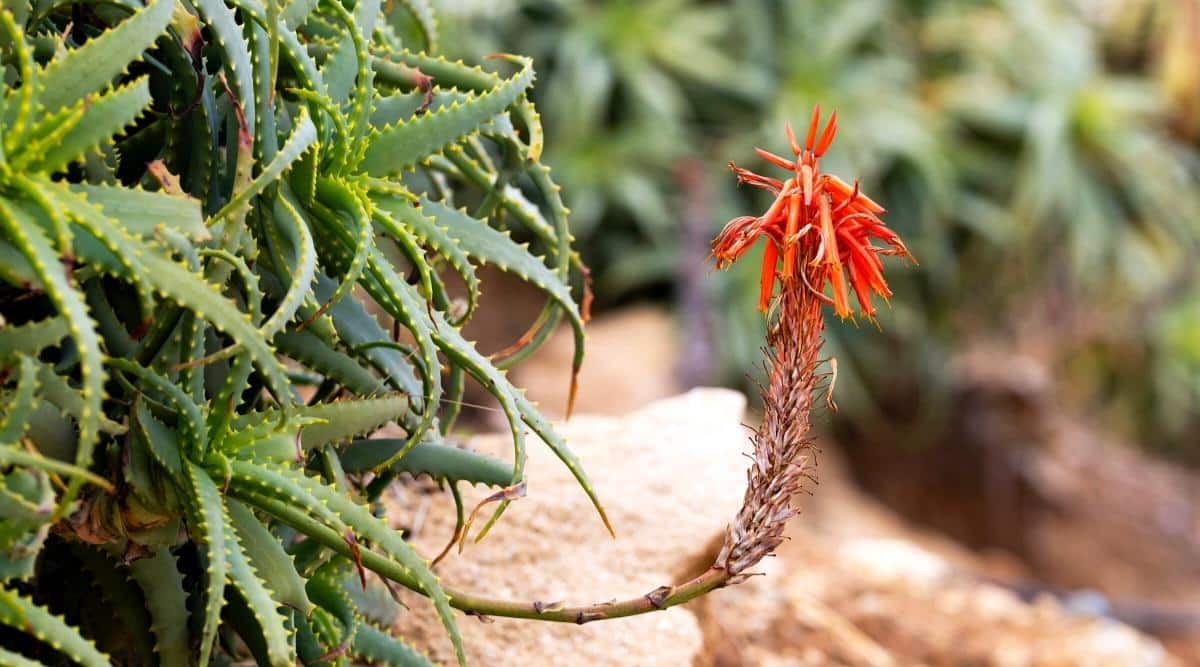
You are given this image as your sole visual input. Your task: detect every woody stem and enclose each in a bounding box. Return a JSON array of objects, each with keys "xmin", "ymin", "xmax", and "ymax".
[{"xmin": 443, "ymin": 566, "xmax": 731, "ymax": 623}]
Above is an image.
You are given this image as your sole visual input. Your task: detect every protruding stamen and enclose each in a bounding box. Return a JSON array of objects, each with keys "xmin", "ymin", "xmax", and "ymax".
[
  {"xmin": 800, "ymin": 262, "xmax": 836, "ymax": 306},
  {"xmin": 729, "ymin": 162, "xmax": 784, "ymax": 193},
  {"xmin": 826, "ymin": 357, "xmax": 840, "ymax": 410},
  {"xmin": 832, "ymin": 179, "xmax": 860, "ymax": 214}
]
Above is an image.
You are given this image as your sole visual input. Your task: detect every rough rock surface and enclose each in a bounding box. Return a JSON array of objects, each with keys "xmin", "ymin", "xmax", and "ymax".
[
  {"xmin": 390, "ymin": 389, "xmax": 751, "ymax": 666},
  {"xmin": 835, "ymin": 344, "xmax": 1200, "ymax": 661},
  {"xmin": 695, "ymin": 450, "xmax": 1180, "ymax": 667}
]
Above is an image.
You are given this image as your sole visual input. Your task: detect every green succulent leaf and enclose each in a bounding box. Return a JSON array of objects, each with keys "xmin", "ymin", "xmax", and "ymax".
[
  {"xmin": 354, "ymin": 621, "xmax": 435, "ymax": 666},
  {"xmin": 235, "ymin": 462, "xmax": 467, "ymax": 666},
  {"xmin": 0, "ymin": 586, "xmax": 111, "ymax": 667},
  {"xmin": 128, "ymin": 547, "xmax": 192, "ymax": 667},
  {"xmin": 361, "ymin": 56, "xmax": 534, "ymax": 177},
  {"xmin": 210, "ymin": 111, "xmax": 316, "ymax": 224},
  {"xmin": 223, "ymin": 511, "xmax": 296, "ymax": 666},
  {"xmin": 227, "ymin": 497, "xmax": 312, "ymax": 613},
  {"xmin": 194, "ymin": 0, "xmax": 256, "ymax": 128},
  {"xmin": 0, "ymin": 354, "xmax": 38, "ymax": 443},
  {"xmin": 182, "ymin": 461, "xmax": 229, "ymax": 666},
  {"xmin": 234, "ymin": 393, "xmax": 412, "ymax": 452},
  {"xmin": 0, "ymin": 318, "xmax": 66, "ymax": 358},
  {"xmin": 36, "ymin": 0, "xmax": 174, "ymax": 113},
  {"xmin": 70, "ymin": 184, "xmax": 207, "ymax": 243},
  {"xmin": 35, "ymin": 78, "xmax": 152, "ymax": 174},
  {"xmin": 0, "ymin": 198, "xmax": 104, "ymax": 512},
  {"xmin": 0, "ymin": 0, "xmax": 597, "ymax": 662},
  {"xmin": 0, "ymin": 646, "xmax": 44, "ymax": 667},
  {"xmin": 69, "ymin": 544, "xmax": 156, "ymax": 665},
  {"xmin": 342, "ymin": 440, "xmax": 511, "ymax": 487}
]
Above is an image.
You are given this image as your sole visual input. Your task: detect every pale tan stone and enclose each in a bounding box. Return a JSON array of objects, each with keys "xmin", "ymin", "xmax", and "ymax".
[
  {"xmin": 695, "ymin": 448, "xmax": 1179, "ymax": 667},
  {"xmin": 386, "ymin": 358, "xmax": 1182, "ymax": 665},
  {"xmin": 391, "ymin": 388, "xmax": 751, "ymax": 665}
]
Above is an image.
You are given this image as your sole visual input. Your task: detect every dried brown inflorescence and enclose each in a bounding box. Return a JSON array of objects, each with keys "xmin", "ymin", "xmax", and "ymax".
[{"xmin": 717, "ymin": 283, "xmax": 825, "ymax": 577}]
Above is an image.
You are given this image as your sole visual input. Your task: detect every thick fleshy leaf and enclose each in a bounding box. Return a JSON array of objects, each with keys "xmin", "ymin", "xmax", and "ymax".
[
  {"xmin": 36, "ymin": 0, "xmax": 173, "ymax": 112},
  {"xmin": 0, "ymin": 587, "xmax": 111, "ymax": 667},
  {"xmin": 361, "ymin": 56, "xmax": 533, "ymax": 176},
  {"xmin": 36, "ymin": 79, "xmax": 152, "ymax": 173}
]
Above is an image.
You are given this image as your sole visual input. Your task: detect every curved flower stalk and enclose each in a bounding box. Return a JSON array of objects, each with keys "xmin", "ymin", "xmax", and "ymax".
[{"xmin": 428, "ymin": 106, "xmax": 913, "ymax": 624}]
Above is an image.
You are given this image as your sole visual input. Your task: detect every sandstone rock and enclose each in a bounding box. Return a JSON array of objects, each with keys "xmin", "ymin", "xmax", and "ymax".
[
  {"xmin": 390, "ymin": 388, "xmax": 751, "ymax": 665},
  {"xmin": 695, "ymin": 449, "xmax": 1180, "ymax": 667}
]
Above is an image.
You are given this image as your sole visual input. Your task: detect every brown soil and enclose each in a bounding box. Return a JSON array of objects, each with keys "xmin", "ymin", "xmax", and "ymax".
[{"xmin": 835, "ymin": 345, "xmax": 1200, "ymax": 662}]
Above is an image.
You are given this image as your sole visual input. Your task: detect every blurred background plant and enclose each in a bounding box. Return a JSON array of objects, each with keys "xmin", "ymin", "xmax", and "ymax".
[{"xmin": 440, "ymin": 0, "xmax": 1200, "ymax": 462}]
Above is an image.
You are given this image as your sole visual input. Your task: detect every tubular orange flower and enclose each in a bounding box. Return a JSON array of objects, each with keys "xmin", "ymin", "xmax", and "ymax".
[{"xmin": 713, "ymin": 106, "xmax": 911, "ymax": 319}]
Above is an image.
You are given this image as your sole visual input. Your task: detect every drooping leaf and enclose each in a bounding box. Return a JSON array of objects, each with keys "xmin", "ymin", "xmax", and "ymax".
[
  {"xmin": 342, "ymin": 440, "xmax": 511, "ymax": 487},
  {"xmin": 181, "ymin": 461, "xmax": 228, "ymax": 666},
  {"xmin": 128, "ymin": 547, "xmax": 192, "ymax": 667}
]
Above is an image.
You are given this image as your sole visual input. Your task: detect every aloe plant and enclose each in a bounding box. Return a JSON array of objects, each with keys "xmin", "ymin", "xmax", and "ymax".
[{"xmin": 0, "ymin": 0, "xmax": 607, "ymax": 663}]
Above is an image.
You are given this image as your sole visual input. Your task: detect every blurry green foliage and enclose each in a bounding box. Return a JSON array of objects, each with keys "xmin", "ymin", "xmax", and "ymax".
[{"xmin": 443, "ymin": 0, "xmax": 1200, "ymax": 457}]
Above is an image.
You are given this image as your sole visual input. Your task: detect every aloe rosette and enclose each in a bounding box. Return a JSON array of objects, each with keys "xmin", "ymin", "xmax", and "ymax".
[{"xmin": 0, "ymin": 1, "xmax": 600, "ymax": 664}]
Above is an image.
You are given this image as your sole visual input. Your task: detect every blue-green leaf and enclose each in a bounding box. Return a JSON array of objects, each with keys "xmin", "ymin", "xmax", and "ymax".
[
  {"xmin": 37, "ymin": 0, "xmax": 173, "ymax": 112},
  {"xmin": 362, "ymin": 56, "xmax": 533, "ymax": 177}
]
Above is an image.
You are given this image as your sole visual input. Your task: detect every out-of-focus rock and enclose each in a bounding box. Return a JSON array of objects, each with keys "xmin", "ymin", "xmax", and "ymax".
[
  {"xmin": 834, "ymin": 342, "xmax": 1200, "ymax": 659},
  {"xmin": 694, "ymin": 449, "xmax": 1180, "ymax": 667},
  {"xmin": 388, "ymin": 384, "xmax": 1178, "ymax": 666},
  {"xmin": 383, "ymin": 302, "xmax": 1192, "ymax": 665},
  {"xmin": 391, "ymin": 388, "xmax": 750, "ymax": 666},
  {"xmin": 511, "ymin": 304, "xmax": 682, "ymax": 418},
  {"xmin": 450, "ymin": 265, "xmax": 682, "ymax": 422}
]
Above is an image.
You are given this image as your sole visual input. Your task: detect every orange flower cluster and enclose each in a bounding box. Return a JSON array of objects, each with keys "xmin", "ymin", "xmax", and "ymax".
[{"xmin": 713, "ymin": 106, "xmax": 911, "ymax": 318}]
